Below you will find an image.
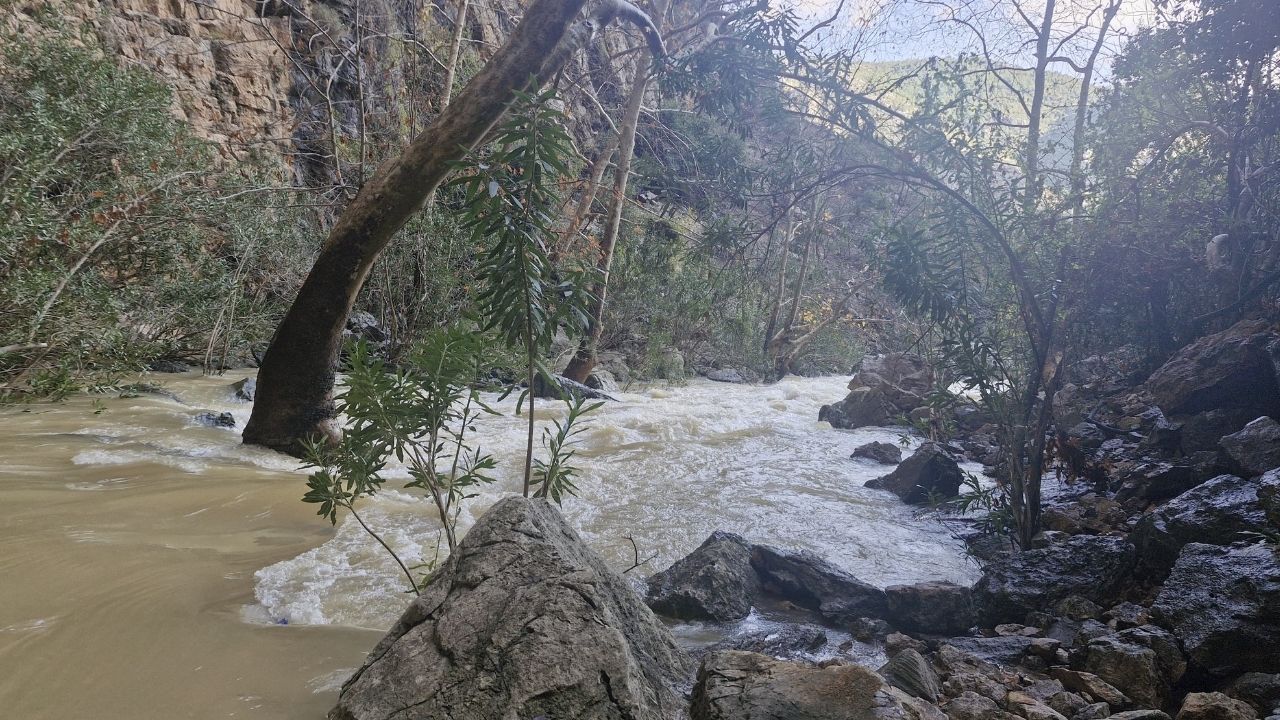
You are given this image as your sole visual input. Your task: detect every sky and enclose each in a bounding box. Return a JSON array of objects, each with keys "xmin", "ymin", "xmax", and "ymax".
[{"xmin": 786, "ymin": 0, "xmax": 1160, "ymax": 72}]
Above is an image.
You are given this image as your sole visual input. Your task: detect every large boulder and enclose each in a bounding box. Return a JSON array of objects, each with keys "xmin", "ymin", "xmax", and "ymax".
[
  {"xmin": 820, "ymin": 353, "xmax": 934, "ymax": 430},
  {"xmin": 1175, "ymin": 692, "xmax": 1259, "ymax": 720},
  {"xmin": 973, "ymin": 535, "xmax": 1137, "ymax": 625},
  {"xmin": 1146, "ymin": 318, "xmax": 1280, "ymax": 419},
  {"xmin": 328, "ymin": 498, "xmax": 692, "ymax": 720},
  {"xmin": 1131, "ymin": 474, "xmax": 1271, "ymax": 579},
  {"xmin": 854, "ymin": 441, "xmax": 905, "ymax": 465},
  {"xmin": 1152, "ymin": 542, "xmax": 1280, "ymax": 676},
  {"xmin": 885, "ymin": 581, "xmax": 976, "ymax": 636},
  {"xmin": 749, "ymin": 544, "xmax": 888, "ymax": 624},
  {"xmin": 865, "ymin": 442, "xmax": 964, "ymax": 505},
  {"xmin": 646, "ymin": 531, "xmax": 760, "ymax": 622},
  {"xmin": 1221, "ymin": 417, "xmax": 1280, "ymax": 477},
  {"xmin": 691, "ymin": 650, "xmax": 944, "ymax": 720},
  {"xmin": 1080, "ymin": 625, "xmax": 1186, "ymax": 710}
]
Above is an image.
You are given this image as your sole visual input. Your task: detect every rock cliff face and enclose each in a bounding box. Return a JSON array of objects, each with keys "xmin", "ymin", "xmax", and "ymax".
[{"xmin": 4, "ymin": 0, "xmax": 293, "ymax": 165}]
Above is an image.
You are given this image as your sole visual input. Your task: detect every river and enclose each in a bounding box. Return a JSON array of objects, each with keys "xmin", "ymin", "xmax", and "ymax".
[{"xmin": 0, "ymin": 371, "xmax": 979, "ymax": 719}]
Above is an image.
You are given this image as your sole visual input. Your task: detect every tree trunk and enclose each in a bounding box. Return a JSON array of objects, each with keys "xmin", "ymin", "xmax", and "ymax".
[
  {"xmin": 244, "ymin": 0, "xmax": 611, "ymax": 454},
  {"xmin": 563, "ymin": 2, "xmax": 667, "ymax": 383}
]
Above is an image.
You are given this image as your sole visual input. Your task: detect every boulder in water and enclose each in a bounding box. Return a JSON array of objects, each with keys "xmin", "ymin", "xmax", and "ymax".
[
  {"xmin": 327, "ymin": 497, "xmax": 692, "ymax": 720},
  {"xmin": 194, "ymin": 411, "xmax": 236, "ymax": 428},
  {"xmin": 749, "ymin": 543, "xmax": 888, "ymax": 624},
  {"xmin": 853, "ymin": 441, "xmax": 904, "ymax": 465},
  {"xmin": 705, "ymin": 368, "xmax": 747, "ymax": 384},
  {"xmin": 230, "ymin": 377, "xmax": 255, "ymax": 402},
  {"xmin": 586, "ymin": 368, "xmax": 620, "ymax": 393},
  {"xmin": 865, "ymin": 442, "xmax": 963, "ymax": 505},
  {"xmin": 531, "ymin": 372, "xmax": 617, "ymax": 401},
  {"xmin": 819, "ymin": 353, "xmax": 934, "ymax": 430},
  {"xmin": 646, "ymin": 531, "xmax": 760, "ymax": 622}
]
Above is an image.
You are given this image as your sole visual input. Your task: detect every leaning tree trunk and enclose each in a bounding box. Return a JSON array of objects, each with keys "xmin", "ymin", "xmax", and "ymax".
[{"xmin": 244, "ymin": 0, "xmax": 661, "ymax": 454}]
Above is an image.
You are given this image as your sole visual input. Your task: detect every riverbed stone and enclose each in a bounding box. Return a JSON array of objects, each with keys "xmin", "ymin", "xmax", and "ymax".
[
  {"xmin": 1081, "ymin": 625, "xmax": 1186, "ymax": 710},
  {"xmin": 749, "ymin": 543, "xmax": 888, "ymax": 624},
  {"xmin": 230, "ymin": 377, "xmax": 255, "ymax": 401},
  {"xmin": 194, "ymin": 410, "xmax": 236, "ymax": 428},
  {"xmin": 880, "ymin": 649, "xmax": 942, "ymax": 701},
  {"xmin": 974, "ymin": 535, "xmax": 1137, "ymax": 625},
  {"xmin": 1221, "ymin": 417, "xmax": 1280, "ymax": 477},
  {"xmin": 1152, "ymin": 542, "xmax": 1280, "ymax": 676},
  {"xmin": 885, "ymin": 581, "xmax": 976, "ymax": 635},
  {"xmin": 691, "ymin": 650, "xmax": 943, "ymax": 720},
  {"xmin": 646, "ymin": 531, "xmax": 760, "ymax": 621},
  {"xmin": 866, "ymin": 442, "xmax": 964, "ymax": 504},
  {"xmin": 854, "ymin": 441, "xmax": 904, "ymax": 464},
  {"xmin": 327, "ymin": 497, "xmax": 691, "ymax": 720}
]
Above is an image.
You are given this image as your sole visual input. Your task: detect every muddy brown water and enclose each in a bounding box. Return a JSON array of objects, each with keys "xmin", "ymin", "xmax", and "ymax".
[{"xmin": 0, "ymin": 372, "xmax": 978, "ymax": 719}]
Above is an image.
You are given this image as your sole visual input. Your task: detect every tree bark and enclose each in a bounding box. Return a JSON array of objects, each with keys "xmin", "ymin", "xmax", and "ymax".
[{"xmin": 244, "ymin": 0, "xmax": 653, "ymax": 454}]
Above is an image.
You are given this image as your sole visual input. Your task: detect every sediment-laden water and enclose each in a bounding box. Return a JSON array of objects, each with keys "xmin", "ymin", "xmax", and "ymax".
[{"xmin": 0, "ymin": 371, "xmax": 979, "ymax": 719}]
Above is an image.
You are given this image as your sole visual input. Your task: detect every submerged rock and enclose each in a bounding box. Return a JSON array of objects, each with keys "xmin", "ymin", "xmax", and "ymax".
[
  {"xmin": 328, "ymin": 497, "xmax": 691, "ymax": 720},
  {"xmin": 230, "ymin": 377, "xmax": 255, "ymax": 402},
  {"xmin": 973, "ymin": 535, "xmax": 1137, "ymax": 625},
  {"xmin": 853, "ymin": 441, "xmax": 905, "ymax": 465},
  {"xmin": 865, "ymin": 442, "xmax": 964, "ymax": 505},
  {"xmin": 193, "ymin": 411, "xmax": 236, "ymax": 428},
  {"xmin": 691, "ymin": 650, "xmax": 943, "ymax": 720},
  {"xmin": 646, "ymin": 531, "xmax": 760, "ymax": 622},
  {"xmin": 1152, "ymin": 542, "xmax": 1280, "ymax": 677},
  {"xmin": 749, "ymin": 544, "xmax": 888, "ymax": 624}
]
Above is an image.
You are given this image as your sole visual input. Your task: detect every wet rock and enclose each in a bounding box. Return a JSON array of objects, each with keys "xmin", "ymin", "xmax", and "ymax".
[
  {"xmin": 531, "ymin": 372, "xmax": 617, "ymax": 401},
  {"xmin": 705, "ymin": 368, "xmax": 747, "ymax": 384},
  {"xmin": 885, "ymin": 581, "xmax": 976, "ymax": 636},
  {"xmin": 820, "ymin": 354, "xmax": 934, "ymax": 430},
  {"xmin": 585, "ymin": 369, "xmax": 620, "ymax": 393},
  {"xmin": 149, "ymin": 359, "xmax": 193, "ymax": 373},
  {"xmin": 690, "ymin": 650, "xmax": 942, "ymax": 720},
  {"xmin": 1109, "ymin": 712, "xmax": 1172, "ymax": 720},
  {"xmin": 194, "ymin": 411, "xmax": 236, "ymax": 428},
  {"xmin": 327, "ymin": 497, "xmax": 691, "ymax": 720},
  {"xmin": 822, "ymin": 386, "xmax": 895, "ymax": 428},
  {"xmin": 710, "ymin": 624, "xmax": 828, "ymax": 659},
  {"xmin": 647, "ymin": 531, "xmax": 760, "ymax": 622},
  {"xmin": 854, "ymin": 441, "xmax": 905, "ymax": 465},
  {"xmin": 1081, "ymin": 626, "xmax": 1186, "ymax": 710},
  {"xmin": 941, "ymin": 636, "xmax": 1033, "ymax": 666},
  {"xmin": 886, "ymin": 631, "xmax": 928, "ymax": 655},
  {"xmin": 1146, "ymin": 318, "xmax": 1280, "ymax": 419},
  {"xmin": 1073, "ymin": 701, "xmax": 1112, "ymax": 719},
  {"xmin": 1176, "ymin": 692, "xmax": 1258, "ymax": 720},
  {"xmin": 1179, "ymin": 409, "xmax": 1261, "ymax": 454},
  {"xmin": 1152, "ymin": 542, "xmax": 1280, "ymax": 676},
  {"xmin": 1115, "ymin": 461, "xmax": 1201, "ymax": 505},
  {"xmin": 749, "ymin": 544, "xmax": 888, "ymax": 624},
  {"xmin": 866, "ymin": 442, "xmax": 964, "ymax": 504},
  {"xmin": 230, "ymin": 377, "xmax": 255, "ymax": 402},
  {"xmin": 1130, "ymin": 474, "xmax": 1270, "ymax": 580},
  {"xmin": 974, "ymin": 535, "xmax": 1137, "ymax": 625},
  {"xmin": 880, "ymin": 649, "xmax": 942, "ymax": 701},
  {"xmin": 1221, "ymin": 417, "xmax": 1280, "ymax": 477},
  {"xmin": 851, "ymin": 616, "xmax": 896, "ymax": 641},
  {"xmin": 117, "ymin": 383, "xmax": 183, "ymax": 403},
  {"xmin": 1104, "ymin": 602, "xmax": 1151, "ymax": 630}
]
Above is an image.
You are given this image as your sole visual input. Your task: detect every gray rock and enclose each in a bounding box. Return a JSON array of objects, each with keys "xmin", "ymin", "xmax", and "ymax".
[
  {"xmin": 973, "ymin": 535, "xmax": 1137, "ymax": 625},
  {"xmin": 946, "ymin": 691, "xmax": 1019, "ymax": 720},
  {"xmin": 749, "ymin": 543, "xmax": 888, "ymax": 624},
  {"xmin": 885, "ymin": 581, "xmax": 976, "ymax": 636},
  {"xmin": 866, "ymin": 442, "xmax": 964, "ymax": 505},
  {"xmin": 1146, "ymin": 318, "xmax": 1280, "ymax": 418},
  {"xmin": 1261, "ymin": 470, "xmax": 1280, "ymax": 527},
  {"xmin": 1082, "ymin": 625, "xmax": 1186, "ymax": 710},
  {"xmin": 1073, "ymin": 702, "xmax": 1112, "ymax": 719},
  {"xmin": 230, "ymin": 377, "xmax": 255, "ymax": 402},
  {"xmin": 531, "ymin": 372, "xmax": 617, "ymax": 401},
  {"xmin": 1152, "ymin": 542, "xmax": 1280, "ymax": 676},
  {"xmin": 646, "ymin": 531, "xmax": 760, "ymax": 622},
  {"xmin": 194, "ymin": 411, "xmax": 236, "ymax": 428},
  {"xmin": 1176, "ymin": 692, "xmax": 1258, "ymax": 720},
  {"xmin": 940, "ymin": 636, "xmax": 1033, "ymax": 666},
  {"xmin": 1228, "ymin": 673, "xmax": 1280, "ymax": 715},
  {"xmin": 705, "ymin": 368, "xmax": 747, "ymax": 384},
  {"xmin": 854, "ymin": 441, "xmax": 905, "ymax": 465},
  {"xmin": 691, "ymin": 650, "xmax": 943, "ymax": 720},
  {"xmin": 709, "ymin": 624, "xmax": 828, "ymax": 659},
  {"xmin": 1049, "ymin": 668, "xmax": 1131, "ymax": 708},
  {"xmin": 1108, "ymin": 712, "xmax": 1171, "ymax": 720},
  {"xmin": 820, "ymin": 353, "xmax": 935, "ymax": 430},
  {"xmin": 880, "ymin": 649, "xmax": 942, "ymax": 701},
  {"xmin": 1131, "ymin": 474, "xmax": 1270, "ymax": 580},
  {"xmin": 1222, "ymin": 417, "xmax": 1280, "ymax": 477},
  {"xmin": 328, "ymin": 497, "xmax": 692, "ymax": 720},
  {"xmin": 586, "ymin": 369, "xmax": 620, "ymax": 393}
]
